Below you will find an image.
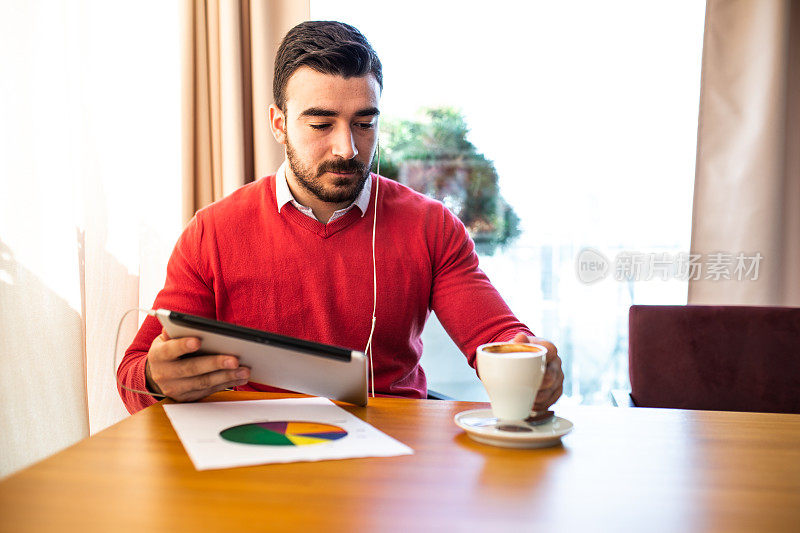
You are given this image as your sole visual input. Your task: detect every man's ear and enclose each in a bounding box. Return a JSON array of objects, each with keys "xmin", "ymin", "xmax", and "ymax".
[{"xmin": 268, "ymin": 104, "xmax": 287, "ymax": 145}]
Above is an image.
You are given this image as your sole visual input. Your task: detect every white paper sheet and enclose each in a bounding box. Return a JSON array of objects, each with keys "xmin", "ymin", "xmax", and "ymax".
[{"xmin": 163, "ymin": 397, "xmax": 414, "ymax": 470}]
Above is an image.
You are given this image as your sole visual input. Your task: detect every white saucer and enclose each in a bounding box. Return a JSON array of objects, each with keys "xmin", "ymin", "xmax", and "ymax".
[{"xmin": 454, "ymin": 408, "xmax": 573, "ymax": 449}]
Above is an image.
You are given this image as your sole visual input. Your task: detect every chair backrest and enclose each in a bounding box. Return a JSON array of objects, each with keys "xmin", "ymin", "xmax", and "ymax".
[{"xmin": 628, "ymin": 305, "xmax": 800, "ymax": 414}]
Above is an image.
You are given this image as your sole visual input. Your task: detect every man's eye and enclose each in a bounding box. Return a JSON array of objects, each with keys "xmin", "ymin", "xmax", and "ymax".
[
  {"xmin": 309, "ymin": 124, "xmax": 331, "ymax": 130},
  {"xmin": 356, "ymin": 122, "xmax": 375, "ymax": 130}
]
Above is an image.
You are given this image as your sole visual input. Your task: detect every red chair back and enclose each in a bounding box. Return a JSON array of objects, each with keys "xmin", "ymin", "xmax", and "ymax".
[{"xmin": 628, "ymin": 305, "xmax": 800, "ymax": 413}]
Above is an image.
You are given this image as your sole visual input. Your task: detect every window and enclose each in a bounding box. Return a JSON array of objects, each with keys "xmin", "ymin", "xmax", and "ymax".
[{"xmin": 311, "ymin": 0, "xmax": 706, "ymax": 404}]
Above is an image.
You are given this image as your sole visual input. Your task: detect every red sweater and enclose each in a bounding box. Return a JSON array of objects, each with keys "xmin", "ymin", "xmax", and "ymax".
[{"xmin": 119, "ymin": 174, "xmax": 532, "ymax": 413}]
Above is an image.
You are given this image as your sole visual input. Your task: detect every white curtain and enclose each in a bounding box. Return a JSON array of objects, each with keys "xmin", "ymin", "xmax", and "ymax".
[
  {"xmin": 0, "ymin": 1, "xmax": 184, "ymax": 478},
  {"xmin": 0, "ymin": 0, "xmax": 310, "ymax": 478},
  {"xmin": 690, "ymin": 0, "xmax": 800, "ymax": 306}
]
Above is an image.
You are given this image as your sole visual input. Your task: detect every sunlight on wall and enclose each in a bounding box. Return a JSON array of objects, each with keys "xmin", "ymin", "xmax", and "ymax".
[
  {"xmin": 1, "ymin": 1, "xmax": 88, "ymax": 476},
  {"xmin": 1, "ymin": 2, "xmax": 83, "ymax": 312}
]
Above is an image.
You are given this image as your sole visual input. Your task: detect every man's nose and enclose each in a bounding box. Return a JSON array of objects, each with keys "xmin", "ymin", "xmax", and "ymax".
[{"xmin": 331, "ymin": 127, "xmax": 358, "ymax": 160}]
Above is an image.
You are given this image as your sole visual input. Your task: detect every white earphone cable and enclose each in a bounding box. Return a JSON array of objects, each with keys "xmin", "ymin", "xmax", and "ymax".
[
  {"xmin": 363, "ymin": 142, "xmax": 380, "ymax": 398},
  {"xmin": 113, "ymin": 307, "xmax": 166, "ymax": 398}
]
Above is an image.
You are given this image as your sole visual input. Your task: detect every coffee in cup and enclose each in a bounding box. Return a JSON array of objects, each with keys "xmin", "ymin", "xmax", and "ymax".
[{"xmin": 477, "ymin": 342, "xmax": 547, "ymax": 422}]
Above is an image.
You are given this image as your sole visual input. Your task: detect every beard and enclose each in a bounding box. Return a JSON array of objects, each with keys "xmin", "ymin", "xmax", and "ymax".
[{"xmin": 285, "ymin": 136, "xmax": 372, "ymax": 205}]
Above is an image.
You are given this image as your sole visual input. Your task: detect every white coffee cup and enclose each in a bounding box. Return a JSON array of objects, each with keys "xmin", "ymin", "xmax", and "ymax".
[{"xmin": 477, "ymin": 342, "xmax": 548, "ymax": 422}]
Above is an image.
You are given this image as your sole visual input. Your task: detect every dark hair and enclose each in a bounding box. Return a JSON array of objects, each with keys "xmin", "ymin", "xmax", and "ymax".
[{"xmin": 273, "ymin": 21, "xmax": 383, "ymax": 111}]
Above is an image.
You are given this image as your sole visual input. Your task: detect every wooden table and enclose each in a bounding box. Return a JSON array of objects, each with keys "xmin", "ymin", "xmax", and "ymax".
[{"xmin": 1, "ymin": 392, "xmax": 799, "ymax": 532}]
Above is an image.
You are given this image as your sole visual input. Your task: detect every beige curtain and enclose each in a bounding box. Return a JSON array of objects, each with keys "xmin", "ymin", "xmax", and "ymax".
[
  {"xmin": 690, "ymin": 0, "xmax": 800, "ymax": 306},
  {"xmin": 182, "ymin": 0, "xmax": 309, "ymax": 222}
]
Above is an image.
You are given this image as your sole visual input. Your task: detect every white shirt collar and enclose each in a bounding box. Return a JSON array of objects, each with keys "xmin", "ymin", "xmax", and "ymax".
[{"xmin": 275, "ymin": 161, "xmax": 372, "ymax": 222}]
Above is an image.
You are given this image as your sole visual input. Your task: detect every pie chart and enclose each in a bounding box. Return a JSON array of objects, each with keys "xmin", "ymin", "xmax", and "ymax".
[{"xmin": 219, "ymin": 421, "xmax": 348, "ymax": 446}]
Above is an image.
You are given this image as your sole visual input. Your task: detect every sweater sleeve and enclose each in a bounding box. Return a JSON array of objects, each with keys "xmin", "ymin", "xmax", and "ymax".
[
  {"xmin": 429, "ymin": 204, "xmax": 533, "ymax": 369},
  {"xmin": 117, "ymin": 214, "xmax": 217, "ymax": 413}
]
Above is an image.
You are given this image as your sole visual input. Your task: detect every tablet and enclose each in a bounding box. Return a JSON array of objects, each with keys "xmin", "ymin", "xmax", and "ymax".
[{"xmin": 155, "ymin": 309, "xmax": 368, "ymax": 406}]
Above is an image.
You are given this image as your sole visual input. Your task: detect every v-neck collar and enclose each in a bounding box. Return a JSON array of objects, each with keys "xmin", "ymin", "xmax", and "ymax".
[
  {"xmin": 275, "ymin": 174, "xmax": 376, "ymax": 238},
  {"xmin": 281, "ymin": 201, "xmax": 365, "ymax": 238}
]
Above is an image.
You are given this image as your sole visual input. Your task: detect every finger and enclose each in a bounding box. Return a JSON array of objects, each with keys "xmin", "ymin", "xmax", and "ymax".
[
  {"xmin": 540, "ymin": 365, "xmax": 557, "ymax": 390},
  {"xmin": 534, "ymin": 383, "xmax": 561, "ymax": 410},
  {"xmin": 535, "ymin": 385, "xmax": 554, "ymax": 404},
  {"xmin": 172, "ymin": 354, "xmax": 243, "ymax": 379},
  {"xmin": 511, "ymin": 334, "xmax": 557, "ymax": 362},
  {"xmin": 150, "ymin": 336, "xmax": 202, "ymax": 363},
  {"xmin": 534, "ymin": 383, "xmax": 563, "ymax": 411},
  {"xmin": 161, "ymin": 328, "xmax": 171, "ymax": 341},
  {"xmin": 531, "ymin": 337, "xmax": 558, "ymax": 362},
  {"xmin": 540, "ymin": 356, "xmax": 563, "ymax": 389},
  {"xmin": 512, "ymin": 332, "xmax": 531, "ymax": 343},
  {"xmin": 163, "ymin": 368, "xmax": 250, "ymax": 400},
  {"xmin": 535, "ymin": 364, "xmax": 563, "ymax": 402},
  {"xmin": 185, "ymin": 367, "xmax": 250, "ymax": 394},
  {"xmin": 188, "ymin": 377, "xmax": 251, "ymax": 402},
  {"xmin": 150, "ymin": 329, "xmax": 168, "ymax": 349}
]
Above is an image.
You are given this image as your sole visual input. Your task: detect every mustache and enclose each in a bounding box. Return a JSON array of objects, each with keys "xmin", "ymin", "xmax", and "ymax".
[{"xmin": 318, "ymin": 158, "xmax": 366, "ymax": 175}]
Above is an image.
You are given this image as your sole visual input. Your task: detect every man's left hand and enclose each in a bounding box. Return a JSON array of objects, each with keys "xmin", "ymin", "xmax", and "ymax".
[{"xmin": 511, "ymin": 333, "xmax": 564, "ymax": 411}]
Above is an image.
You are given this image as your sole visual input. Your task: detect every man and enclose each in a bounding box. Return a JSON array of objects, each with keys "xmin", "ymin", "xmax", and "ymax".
[{"xmin": 118, "ymin": 21, "xmax": 563, "ymax": 413}]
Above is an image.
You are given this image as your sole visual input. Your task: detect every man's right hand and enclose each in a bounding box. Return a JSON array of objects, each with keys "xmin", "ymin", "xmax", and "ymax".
[{"xmin": 144, "ymin": 329, "xmax": 250, "ymax": 402}]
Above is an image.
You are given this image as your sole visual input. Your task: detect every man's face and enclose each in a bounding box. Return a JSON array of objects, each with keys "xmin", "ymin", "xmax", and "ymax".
[{"xmin": 272, "ymin": 67, "xmax": 381, "ymax": 205}]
